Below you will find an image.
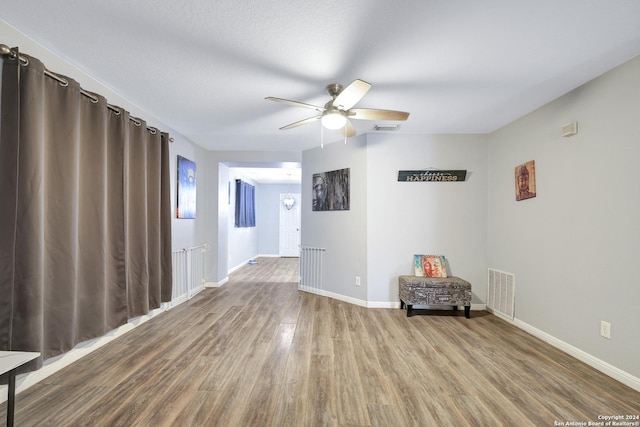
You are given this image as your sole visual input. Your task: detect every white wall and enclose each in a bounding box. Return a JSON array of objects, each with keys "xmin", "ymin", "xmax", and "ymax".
[
  {"xmin": 214, "ymin": 162, "xmax": 230, "ymax": 284},
  {"xmin": 0, "ymin": 19, "xmax": 209, "ymax": 253},
  {"xmin": 0, "ymin": 19, "xmax": 213, "ymax": 398},
  {"xmin": 227, "ymin": 170, "xmax": 259, "ymax": 270},
  {"xmin": 487, "ymin": 55, "xmax": 640, "ymax": 379},
  {"xmin": 301, "ymin": 134, "xmax": 488, "ymax": 307},
  {"xmin": 366, "ymin": 134, "xmax": 489, "ymax": 305},
  {"xmin": 302, "ymin": 136, "xmax": 368, "ymax": 303},
  {"xmin": 7, "ymin": 15, "xmax": 638, "ymax": 388},
  {"xmin": 205, "ymin": 152, "xmax": 302, "ymax": 284},
  {"xmin": 170, "ymin": 140, "xmax": 208, "ymax": 251}
]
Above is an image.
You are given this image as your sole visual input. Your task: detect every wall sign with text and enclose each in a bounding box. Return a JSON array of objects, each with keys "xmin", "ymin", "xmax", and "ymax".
[{"xmin": 397, "ymin": 170, "xmax": 467, "ymax": 182}]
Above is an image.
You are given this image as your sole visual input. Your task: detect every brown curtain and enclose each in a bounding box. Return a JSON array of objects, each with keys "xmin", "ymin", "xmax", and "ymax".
[{"xmin": 0, "ymin": 48, "xmax": 172, "ymax": 368}]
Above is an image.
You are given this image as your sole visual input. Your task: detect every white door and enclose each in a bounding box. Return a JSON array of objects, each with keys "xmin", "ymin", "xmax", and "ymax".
[{"xmin": 279, "ymin": 193, "xmax": 301, "ymax": 257}]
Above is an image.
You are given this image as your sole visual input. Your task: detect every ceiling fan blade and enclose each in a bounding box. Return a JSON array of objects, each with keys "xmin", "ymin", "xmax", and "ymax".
[
  {"xmin": 265, "ymin": 97, "xmax": 325, "ymax": 112},
  {"xmin": 343, "ymin": 119, "xmax": 356, "ymax": 138},
  {"xmin": 349, "ymin": 108, "xmax": 410, "ymax": 121},
  {"xmin": 280, "ymin": 115, "xmax": 321, "ymax": 130},
  {"xmin": 332, "ymin": 79, "xmax": 371, "ymax": 110}
]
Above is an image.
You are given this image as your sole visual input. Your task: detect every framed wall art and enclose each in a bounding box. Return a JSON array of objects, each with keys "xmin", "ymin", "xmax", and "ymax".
[
  {"xmin": 176, "ymin": 155, "xmax": 197, "ymax": 218},
  {"xmin": 515, "ymin": 160, "xmax": 536, "ymax": 201},
  {"xmin": 312, "ymin": 168, "xmax": 350, "ymax": 211}
]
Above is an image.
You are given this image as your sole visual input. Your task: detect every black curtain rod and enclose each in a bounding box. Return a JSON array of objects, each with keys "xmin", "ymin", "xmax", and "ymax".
[{"xmin": 0, "ymin": 43, "xmax": 173, "ymax": 141}]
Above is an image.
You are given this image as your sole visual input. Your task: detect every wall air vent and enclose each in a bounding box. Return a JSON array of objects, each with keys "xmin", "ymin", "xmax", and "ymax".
[
  {"xmin": 561, "ymin": 121, "xmax": 578, "ymax": 137},
  {"xmin": 373, "ymin": 124, "xmax": 400, "ymax": 131},
  {"xmin": 487, "ymin": 268, "xmax": 515, "ymax": 321}
]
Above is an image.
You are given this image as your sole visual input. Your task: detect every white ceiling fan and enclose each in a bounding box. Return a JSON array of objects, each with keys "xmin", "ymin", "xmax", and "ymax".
[{"xmin": 266, "ymin": 79, "xmax": 410, "ymax": 138}]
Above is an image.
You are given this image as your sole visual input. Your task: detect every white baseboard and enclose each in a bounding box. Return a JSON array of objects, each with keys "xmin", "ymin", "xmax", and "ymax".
[
  {"xmin": 228, "ymin": 260, "xmax": 251, "ymax": 274},
  {"xmin": 367, "ymin": 301, "xmax": 395, "ymax": 308},
  {"xmin": 6, "ymin": 292, "xmax": 635, "ymax": 407},
  {"xmin": 368, "ymin": 301, "xmax": 486, "ymax": 310},
  {"xmin": 224, "ymin": 254, "xmax": 298, "ymax": 283},
  {"xmin": 206, "ymin": 278, "xmax": 227, "ymax": 288},
  {"xmin": 0, "ymin": 307, "xmax": 167, "ymax": 403},
  {"xmin": 208, "ymin": 254, "xmax": 289, "ymax": 289},
  {"xmin": 324, "ymin": 290, "xmax": 368, "ymax": 307},
  {"xmin": 227, "ymin": 254, "xmax": 281, "ymax": 276},
  {"xmin": 296, "ymin": 286, "xmax": 368, "ymax": 307},
  {"xmin": 296, "ymin": 289, "xmax": 640, "ymax": 392},
  {"xmin": 511, "ymin": 317, "xmax": 640, "ymax": 392},
  {"xmin": 296, "ymin": 290, "xmax": 486, "ymax": 312}
]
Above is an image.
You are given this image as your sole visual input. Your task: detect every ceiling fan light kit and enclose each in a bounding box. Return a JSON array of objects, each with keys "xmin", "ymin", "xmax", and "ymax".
[
  {"xmin": 266, "ymin": 79, "xmax": 410, "ymax": 139},
  {"xmin": 321, "ymin": 111, "xmax": 347, "ymax": 129}
]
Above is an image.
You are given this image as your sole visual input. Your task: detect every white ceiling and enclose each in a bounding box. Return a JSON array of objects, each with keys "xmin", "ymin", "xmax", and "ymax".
[
  {"xmin": 234, "ymin": 166, "xmax": 302, "ymax": 185},
  {"xmin": 2, "ymin": 1, "xmax": 640, "ymax": 155}
]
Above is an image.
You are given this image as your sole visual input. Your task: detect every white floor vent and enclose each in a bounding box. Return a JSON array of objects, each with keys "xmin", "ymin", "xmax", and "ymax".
[{"xmin": 487, "ymin": 268, "xmax": 515, "ymax": 320}]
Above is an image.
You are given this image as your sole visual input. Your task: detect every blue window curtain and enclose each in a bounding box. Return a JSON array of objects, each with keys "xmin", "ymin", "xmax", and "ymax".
[{"xmin": 235, "ymin": 179, "xmax": 256, "ymax": 227}]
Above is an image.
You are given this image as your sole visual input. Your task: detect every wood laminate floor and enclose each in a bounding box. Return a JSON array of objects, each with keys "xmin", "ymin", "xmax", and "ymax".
[{"xmin": 3, "ymin": 257, "xmax": 639, "ymax": 426}]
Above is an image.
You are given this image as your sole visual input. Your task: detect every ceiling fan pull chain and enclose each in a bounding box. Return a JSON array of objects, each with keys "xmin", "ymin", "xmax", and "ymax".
[{"xmin": 321, "ymin": 122, "xmax": 324, "ymax": 149}]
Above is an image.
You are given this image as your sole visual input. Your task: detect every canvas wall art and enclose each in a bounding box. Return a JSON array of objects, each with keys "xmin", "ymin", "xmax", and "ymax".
[
  {"xmin": 515, "ymin": 160, "xmax": 536, "ymax": 201},
  {"xmin": 176, "ymin": 155, "xmax": 196, "ymax": 218},
  {"xmin": 414, "ymin": 254, "xmax": 448, "ymax": 278},
  {"xmin": 312, "ymin": 168, "xmax": 350, "ymax": 211}
]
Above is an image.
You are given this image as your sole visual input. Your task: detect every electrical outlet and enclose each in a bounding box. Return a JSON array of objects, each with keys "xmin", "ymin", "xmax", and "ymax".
[
  {"xmin": 355, "ymin": 276, "xmax": 361, "ymax": 286},
  {"xmin": 600, "ymin": 320, "xmax": 611, "ymax": 339}
]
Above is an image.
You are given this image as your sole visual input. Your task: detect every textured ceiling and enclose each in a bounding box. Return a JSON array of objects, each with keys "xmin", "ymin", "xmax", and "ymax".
[{"xmin": 2, "ymin": 1, "xmax": 640, "ymax": 153}]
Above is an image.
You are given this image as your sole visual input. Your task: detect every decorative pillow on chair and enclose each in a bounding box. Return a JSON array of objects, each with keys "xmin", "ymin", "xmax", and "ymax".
[{"xmin": 413, "ymin": 254, "xmax": 448, "ymax": 277}]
